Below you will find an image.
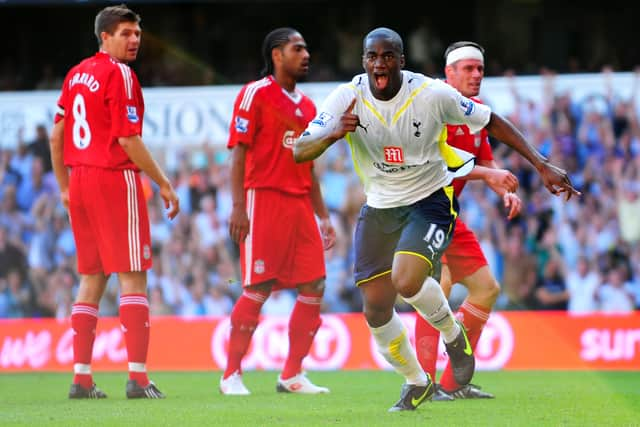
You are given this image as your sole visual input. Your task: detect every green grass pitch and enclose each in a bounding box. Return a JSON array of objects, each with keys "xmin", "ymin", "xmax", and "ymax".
[{"xmin": 1, "ymin": 370, "xmax": 639, "ymax": 426}]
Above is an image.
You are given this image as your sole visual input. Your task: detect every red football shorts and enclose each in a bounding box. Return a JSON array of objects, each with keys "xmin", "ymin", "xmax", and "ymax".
[
  {"xmin": 240, "ymin": 188, "xmax": 326, "ymax": 289},
  {"xmin": 441, "ymin": 218, "xmax": 487, "ymax": 284},
  {"xmin": 69, "ymin": 166, "xmax": 152, "ymax": 275}
]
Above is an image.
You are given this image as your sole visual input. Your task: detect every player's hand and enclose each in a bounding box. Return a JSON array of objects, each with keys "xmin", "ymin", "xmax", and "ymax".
[
  {"xmin": 486, "ymin": 168, "xmax": 518, "ymax": 193},
  {"xmin": 329, "ymin": 98, "xmax": 359, "ymax": 140},
  {"xmin": 229, "ymin": 206, "xmax": 249, "ymax": 243},
  {"xmin": 538, "ymin": 161, "xmax": 581, "ymax": 200},
  {"xmin": 319, "ymin": 217, "xmax": 336, "ymax": 250},
  {"xmin": 59, "ymin": 188, "xmax": 69, "ymax": 211},
  {"xmin": 503, "ymin": 192, "xmax": 522, "ymax": 220},
  {"xmin": 160, "ymin": 184, "xmax": 180, "ymax": 220}
]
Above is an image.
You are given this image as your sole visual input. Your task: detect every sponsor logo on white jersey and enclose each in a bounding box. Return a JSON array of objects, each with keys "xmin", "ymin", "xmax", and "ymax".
[{"xmin": 383, "ymin": 146, "xmax": 404, "ymax": 163}]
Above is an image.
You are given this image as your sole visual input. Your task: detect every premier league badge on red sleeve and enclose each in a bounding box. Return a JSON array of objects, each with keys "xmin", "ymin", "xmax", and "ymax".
[{"xmin": 126, "ymin": 105, "xmax": 139, "ymax": 123}]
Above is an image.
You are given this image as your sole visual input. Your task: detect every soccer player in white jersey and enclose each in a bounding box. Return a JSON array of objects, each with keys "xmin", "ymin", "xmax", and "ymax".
[{"xmin": 294, "ymin": 27, "xmax": 579, "ymax": 412}]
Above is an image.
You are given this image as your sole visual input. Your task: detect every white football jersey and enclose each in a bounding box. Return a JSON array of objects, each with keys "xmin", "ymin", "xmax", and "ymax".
[{"xmin": 298, "ymin": 70, "xmax": 491, "ymax": 208}]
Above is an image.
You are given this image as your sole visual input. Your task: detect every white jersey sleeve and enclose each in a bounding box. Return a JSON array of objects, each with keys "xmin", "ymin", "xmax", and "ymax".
[
  {"xmin": 298, "ymin": 83, "xmax": 356, "ymax": 144},
  {"xmin": 427, "ymin": 79, "xmax": 491, "ymax": 134}
]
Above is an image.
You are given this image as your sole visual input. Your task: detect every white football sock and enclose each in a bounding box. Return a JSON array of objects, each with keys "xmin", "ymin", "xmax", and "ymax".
[
  {"xmin": 402, "ymin": 276, "xmax": 460, "ymax": 343},
  {"xmin": 369, "ymin": 310, "xmax": 429, "ymax": 385}
]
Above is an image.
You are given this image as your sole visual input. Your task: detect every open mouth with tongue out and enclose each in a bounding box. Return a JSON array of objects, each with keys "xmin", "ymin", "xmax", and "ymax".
[{"xmin": 374, "ymin": 73, "xmax": 389, "ymax": 90}]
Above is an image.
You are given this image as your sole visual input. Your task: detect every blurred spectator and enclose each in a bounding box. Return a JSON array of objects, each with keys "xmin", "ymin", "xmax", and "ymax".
[
  {"xmin": 500, "ymin": 226, "xmax": 538, "ymax": 309},
  {"xmin": 595, "ymin": 266, "xmax": 636, "ymax": 313},
  {"xmin": 24, "ymin": 124, "xmax": 53, "ymax": 174},
  {"xmin": 204, "ymin": 283, "xmax": 234, "ymax": 316},
  {"xmin": 149, "ymin": 286, "xmax": 173, "ymax": 316},
  {"xmin": 0, "ymin": 226, "xmax": 28, "ymax": 281},
  {"xmin": 2, "ymin": 268, "xmax": 32, "ymax": 318},
  {"xmin": 566, "ymin": 256, "xmax": 601, "ymax": 314},
  {"xmin": 533, "ymin": 253, "xmax": 569, "ymax": 310}
]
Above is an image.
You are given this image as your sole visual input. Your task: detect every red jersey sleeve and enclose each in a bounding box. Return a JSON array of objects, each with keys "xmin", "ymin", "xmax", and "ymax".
[
  {"xmin": 107, "ymin": 63, "xmax": 143, "ymax": 139},
  {"xmin": 54, "ymin": 74, "xmax": 71, "ymax": 124},
  {"xmin": 476, "ymin": 128, "xmax": 494, "ymax": 163},
  {"xmin": 227, "ymin": 83, "xmax": 258, "ymax": 149}
]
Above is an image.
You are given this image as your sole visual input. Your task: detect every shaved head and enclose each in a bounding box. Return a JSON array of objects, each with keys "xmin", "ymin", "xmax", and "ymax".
[{"xmin": 363, "ymin": 27, "xmax": 403, "ymax": 54}]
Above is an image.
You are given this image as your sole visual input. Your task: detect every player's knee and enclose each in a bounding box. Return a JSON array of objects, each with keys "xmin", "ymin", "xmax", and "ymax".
[
  {"xmin": 298, "ymin": 278, "xmax": 325, "ymax": 296},
  {"xmin": 362, "ymin": 299, "xmax": 394, "ymax": 327},
  {"xmin": 473, "ymin": 278, "xmax": 500, "ymax": 306},
  {"xmin": 391, "ymin": 272, "xmax": 422, "ymax": 298}
]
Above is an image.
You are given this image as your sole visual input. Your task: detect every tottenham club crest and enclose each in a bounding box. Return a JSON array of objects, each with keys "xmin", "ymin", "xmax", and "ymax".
[{"xmin": 412, "ymin": 119, "xmax": 422, "ymax": 137}]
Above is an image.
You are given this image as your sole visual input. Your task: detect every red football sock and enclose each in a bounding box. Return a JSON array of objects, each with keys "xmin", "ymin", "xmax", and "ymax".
[
  {"xmin": 120, "ymin": 294, "xmax": 150, "ymax": 387},
  {"xmin": 223, "ymin": 291, "xmax": 267, "ymax": 379},
  {"xmin": 440, "ymin": 300, "xmax": 490, "ymax": 391},
  {"xmin": 71, "ymin": 303, "xmax": 99, "ymax": 389},
  {"xmin": 415, "ymin": 313, "xmax": 440, "ymax": 383},
  {"xmin": 281, "ymin": 293, "xmax": 322, "ymax": 380}
]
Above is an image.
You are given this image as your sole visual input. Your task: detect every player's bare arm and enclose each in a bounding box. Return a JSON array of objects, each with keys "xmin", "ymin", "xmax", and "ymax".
[
  {"xmin": 463, "ymin": 165, "xmax": 518, "ymax": 194},
  {"xmin": 118, "ymin": 135, "xmax": 180, "ymax": 219},
  {"xmin": 228, "ymin": 144, "xmax": 249, "ymax": 244},
  {"xmin": 294, "ymin": 98, "xmax": 358, "ymax": 163},
  {"xmin": 309, "ymin": 169, "xmax": 336, "ymax": 250},
  {"xmin": 485, "ymin": 112, "xmax": 580, "ymax": 200},
  {"xmin": 481, "ymin": 159, "xmax": 522, "ymax": 220},
  {"xmin": 461, "ymin": 163, "xmax": 522, "ymax": 220},
  {"xmin": 49, "ymin": 119, "xmax": 70, "ymax": 210}
]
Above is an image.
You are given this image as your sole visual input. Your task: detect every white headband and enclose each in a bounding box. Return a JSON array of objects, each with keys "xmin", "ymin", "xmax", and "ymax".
[{"xmin": 446, "ymin": 46, "xmax": 484, "ymax": 66}]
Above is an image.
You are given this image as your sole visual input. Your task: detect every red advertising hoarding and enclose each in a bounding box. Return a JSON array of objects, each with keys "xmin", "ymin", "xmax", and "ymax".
[{"xmin": 1, "ymin": 312, "xmax": 639, "ymax": 372}]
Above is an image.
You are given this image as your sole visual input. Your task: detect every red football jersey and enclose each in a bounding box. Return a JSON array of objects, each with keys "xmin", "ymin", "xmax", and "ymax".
[
  {"xmin": 446, "ymin": 97, "xmax": 493, "ymax": 197},
  {"xmin": 227, "ymin": 75, "xmax": 316, "ymax": 195},
  {"xmin": 55, "ymin": 52, "xmax": 143, "ymax": 170}
]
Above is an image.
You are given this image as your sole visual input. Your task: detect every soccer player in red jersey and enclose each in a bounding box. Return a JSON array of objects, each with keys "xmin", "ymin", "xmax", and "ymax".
[
  {"xmin": 219, "ymin": 28, "xmax": 336, "ymax": 395},
  {"xmin": 50, "ymin": 4, "xmax": 179, "ymax": 399},
  {"xmin": 415, "ymin": 41, "xmax": 522, "ymax": 400}
]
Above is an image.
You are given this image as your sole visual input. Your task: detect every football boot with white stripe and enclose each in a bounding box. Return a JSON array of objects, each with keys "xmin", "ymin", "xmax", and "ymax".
[
  {"xmin": 126, "ymin": 379, "xmax": 165, "ymax": 399},
  {"xmin": 69, "ymin": 383, "xmax": 107, "ymax": 399}
]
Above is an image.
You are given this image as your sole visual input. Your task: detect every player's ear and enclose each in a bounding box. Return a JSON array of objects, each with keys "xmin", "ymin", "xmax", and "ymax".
[
  {"xmin": 272, "ymin": 46, "xmax": 284, "ymax": 65},
  {"xmin": 399, "ymin": 54, "xmax": 405, "ymax": 69}
]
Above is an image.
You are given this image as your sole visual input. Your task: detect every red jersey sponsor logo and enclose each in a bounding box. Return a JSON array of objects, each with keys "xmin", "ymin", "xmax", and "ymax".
[
  {"xmin": 282, "ymin": 130, "xmax": 296, "ymax": 149},
  {"xmin": 383, "ymin": 146, "xmax": 404, "ymax": 163}
]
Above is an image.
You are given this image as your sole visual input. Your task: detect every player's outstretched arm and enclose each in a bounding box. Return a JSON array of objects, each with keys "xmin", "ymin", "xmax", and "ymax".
[
  {"xmin": 49, "ymin": 119, "xmax": 70, "ymax": 210},
  {"xmin": 118, "ymin": 135, "xmax": 180, "ymax": 219},
  {"xmin": 294, "ymin": 98, "xmax": 358, "ymax": 163},
  {"xmin": 485, "ymin": 112, "xmax": 581, "ymax": 200},
  {"xmin": 464, "ymin": 165, "xmax": 518, "ymax": 194}
]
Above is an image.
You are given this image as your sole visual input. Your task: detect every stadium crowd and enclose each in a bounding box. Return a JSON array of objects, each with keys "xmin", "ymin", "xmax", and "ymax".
[{"xmin": 0, "ymin": 68, "xmax": 639, "ymax": 319}]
